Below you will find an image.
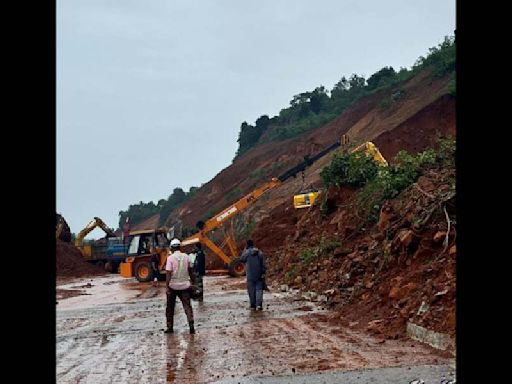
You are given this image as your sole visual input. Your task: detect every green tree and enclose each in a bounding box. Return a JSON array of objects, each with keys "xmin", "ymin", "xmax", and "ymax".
[
  {"xmin": 309, "ymin": 86, "xmax": 329, "ymax": 114},
  {"xmin": 232, "ymin": 35, "xmax": 454, "ymax": 157},
  {"xmin": 348, "ymin": 74, "xmax": 366, "ymax": 90},
  {"xmin": 235, "ymin": 115, "xmax": 271, "ymax": 157},
  {"xmin": 366, "ymin": 66, "xmax": 396, "ymax": 90},
  {"xmin": 331, "ymin": 76, "xmax": 349, "ymax": 96},
  {"xmin": 255, "ymin": 115, "xmax": 270, "ymax": 133}
]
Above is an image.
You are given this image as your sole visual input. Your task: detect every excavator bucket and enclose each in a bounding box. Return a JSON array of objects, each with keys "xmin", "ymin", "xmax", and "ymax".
[{"xmin": 293, "ymin": 190, "xmax": 321, "ymax": 209}]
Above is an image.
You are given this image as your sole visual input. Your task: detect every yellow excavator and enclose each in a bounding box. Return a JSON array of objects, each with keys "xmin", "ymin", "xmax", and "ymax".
[
  {"xmin": 75, "ymin": 217, "xmax": 117, "ymax": 264},
  {"xmin": 351, "ymin": 141, "xmax": 388, "ymax": 167},
  {"xmin": 293, "ymin": 136, "xmax": 388, "ymax": 209}
]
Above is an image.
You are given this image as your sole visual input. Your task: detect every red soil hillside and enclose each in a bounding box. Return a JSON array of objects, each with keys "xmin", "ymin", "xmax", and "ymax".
[
  {"xmin": 251, "ymin": 164, "xmax": 456, "ymax": 342},
  {"xmin": 166, "ymin": 69, "xmax": 454, "ymax": 231}
]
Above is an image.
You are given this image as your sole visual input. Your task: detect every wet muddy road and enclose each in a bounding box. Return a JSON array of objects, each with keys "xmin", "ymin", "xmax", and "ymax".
[{"xmin": 57, "ymin": 275, "xmax": 455, "ymax": 383}]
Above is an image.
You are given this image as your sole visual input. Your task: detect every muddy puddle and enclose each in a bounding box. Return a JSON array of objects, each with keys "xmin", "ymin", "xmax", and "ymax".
[
  {"xmin": 57, "ymin": 275, "xmax": 454, "ymax": 383},
  {"xmin": 56, "ymin": 275, "xmax": 158, "ymax": 309}
]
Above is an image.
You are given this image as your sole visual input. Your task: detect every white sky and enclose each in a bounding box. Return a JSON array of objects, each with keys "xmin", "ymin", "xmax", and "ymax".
[{"xmin": 57, "ymin": 0, "xmax": 456, "ymax": 239}]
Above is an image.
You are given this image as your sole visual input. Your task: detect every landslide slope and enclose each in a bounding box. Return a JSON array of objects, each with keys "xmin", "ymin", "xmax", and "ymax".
[
  {"xmin": 166, "ymin": 68, "xmax": 455, "ymax": 237},
  {"xmin": 251, "ymin": 161, "xmax": 456, "ymax": 343},
  {"xmin": 163, "ymin": 64, "xmax": 456, "ymax": 346}
]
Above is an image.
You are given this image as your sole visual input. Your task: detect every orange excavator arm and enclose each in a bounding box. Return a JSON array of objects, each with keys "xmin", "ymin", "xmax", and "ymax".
[
  {"xmin": 181, "ymin": 178, "xmax": 282, "ymax": 265},
  {"xmin": 181, "ymin": 135, "xmax": 361, "ymax": 274},
  {"xmin": 200, "ymin": 178, "xmax": 281, "ymax": 233}
]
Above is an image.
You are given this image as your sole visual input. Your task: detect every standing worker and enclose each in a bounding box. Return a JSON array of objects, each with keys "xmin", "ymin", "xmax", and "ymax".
[
  {"xmin": 150, "ymin": 252, "xmax": 160, "ymax": 287},
  {"xmin": 193, "ymin": 242, "xmax": 206, "ymax": 301},
  {"xmin": 164, "ymin": 238, "xmax": 196, "ymax": 334},
  {"xmin": 240, "ymin": 239, "xmax": 266, "ymax": 311},
  {"xmin": 187, "ymin": 250, "xmax": 198, "ymax": 298}
]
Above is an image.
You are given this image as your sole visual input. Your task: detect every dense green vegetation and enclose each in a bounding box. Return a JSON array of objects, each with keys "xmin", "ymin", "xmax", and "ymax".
[
  {"xmin": 320, "ymin": 136, "xmax": 455, "ymax": 221},
  {"xmin": 234, "ymin": 35, "xmax": 455, "ymax": 158},
  {"xmin": 320, "ymin": 151, "xmax": 381, "ymax": 189}
]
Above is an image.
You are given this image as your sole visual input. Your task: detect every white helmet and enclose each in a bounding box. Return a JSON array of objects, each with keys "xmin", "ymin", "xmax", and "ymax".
[{"xmin": 170, "ymin": 238, "xmax": 181, "ymax": 248}]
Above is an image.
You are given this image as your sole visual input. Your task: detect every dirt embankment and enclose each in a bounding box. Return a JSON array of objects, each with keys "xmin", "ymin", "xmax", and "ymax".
[
  {"xmin": 243, "ymin": 85, "xmax": 456, "ymax": 339},
  {"xmin": 251, "ymin": 165, "xmax": 455, "ymax": 343},
  {"xmin": 373, "ymin": 94, "xmax": 455, "ymax": 161},
  {"xmin": 57, "ymin": 239, "xmax": 105, "ymax": 278}
]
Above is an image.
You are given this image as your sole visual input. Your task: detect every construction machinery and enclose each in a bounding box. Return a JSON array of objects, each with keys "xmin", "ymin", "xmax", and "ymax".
[
  {"xmin": 119, "ymin": 135, "xmax": 388, "ymax": 280},
  {"xmin": 179, "ymin": 178, "xmax": 284, "ymax": 277},
  {"xmin": 119, "ymin": 151, "xmax": 324, "ymax": 280},
  {"xmin": 75, "ymin": 217, "xmax": 126, "ymax": 271},
  {"xmin": 350, "ymin": 141, "xmax": 388, "ymax": 167},
  {"xmin": 177, "ymin": 138, "xmax": 360, "ymax": 277},
  {"xmin": 119, "ymin": 227, "xmax": 173, "ymax": 282},
  {"xmin": 293, "ymin": 188, "xmax": 322, "ymax": 209},
  {"xmin": 293, "ymin": 137, "xmax": 387, "ymax": 209}
]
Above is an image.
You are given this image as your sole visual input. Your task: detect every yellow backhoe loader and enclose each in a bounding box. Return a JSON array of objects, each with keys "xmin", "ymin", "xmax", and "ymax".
[{"xmin": 119, "ymin": 228, "xmax": 172, "ymax": 282}]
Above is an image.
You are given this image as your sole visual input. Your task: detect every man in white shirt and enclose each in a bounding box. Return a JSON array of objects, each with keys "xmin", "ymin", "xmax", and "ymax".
[{"xmin": 164, "ymin": 238, "xmax": 196, "ymax": 334}]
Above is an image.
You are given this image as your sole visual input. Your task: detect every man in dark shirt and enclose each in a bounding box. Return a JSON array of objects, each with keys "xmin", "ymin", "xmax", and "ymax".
[
  {"xmin": 240, "ymin": 239, "xmax": 266, "ymax": 310},
  {"xmin": 151, "ymin": 252, "xmax": 160, "ymax": 286},
  {"xmin": 193, "ymin": 243, "xmax": 206, "ymax": 301}
]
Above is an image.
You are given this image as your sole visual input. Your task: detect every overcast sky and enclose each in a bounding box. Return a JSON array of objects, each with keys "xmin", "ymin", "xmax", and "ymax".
[{"xmin": 57, "ymin": 0, "xmax": 455, "ymax": 239}]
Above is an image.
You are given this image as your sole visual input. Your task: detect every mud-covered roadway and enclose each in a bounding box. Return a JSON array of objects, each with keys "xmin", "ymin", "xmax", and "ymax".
[{"xmin": 57, "ymin": 275, "xmax": 455, "ymax": 383}]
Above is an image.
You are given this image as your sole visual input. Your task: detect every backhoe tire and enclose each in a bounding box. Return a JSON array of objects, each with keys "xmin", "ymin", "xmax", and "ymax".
[
  {"xmin": 228, "ymin": 258, "xmax": 246, "ymax": 277},
  {"xmin": 134, "ymin": 261, "xmax": 153, "ymax": 282},
  {"xmin": 96, "ymin": 261, "xmax": 105, "ymax": 270}
]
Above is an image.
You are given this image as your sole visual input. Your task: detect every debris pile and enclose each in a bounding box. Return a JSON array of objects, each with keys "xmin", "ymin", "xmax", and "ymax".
[
  {"xmin": 255, "ymin": 165, "xmax": 455, "ymax": 341},
  {"xmin": 56, "ymin": 239, "xmax": 105, "ymax": 277},
  {"xmin": 56, "ymin": 212, "xmax": 71, "ymax": 243}
]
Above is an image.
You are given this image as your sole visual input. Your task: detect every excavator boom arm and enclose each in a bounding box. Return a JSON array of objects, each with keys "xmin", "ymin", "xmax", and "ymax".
[
  {"xmin": 182, "ymin": 141, "xmax": 343, "ymax": 248},
  {"xmin": 181, "ymin": 178, "xmax": 281, "ymax": 251},
  {"xmin": 200, "ymin": 178, "xmax": 281, "ymax": 233},
  {"xmin": 350, "ymin": 141, "xmax": 388, "ymax": 166},
  {"xmin": 74, "ymin": 217, "xmax": 116, "ymax": 247}
]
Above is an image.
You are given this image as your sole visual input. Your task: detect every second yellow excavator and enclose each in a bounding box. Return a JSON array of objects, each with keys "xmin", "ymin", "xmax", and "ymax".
[{"xmin": 293, "ymin": 137, "xmax": 388, "ymax": 209}]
